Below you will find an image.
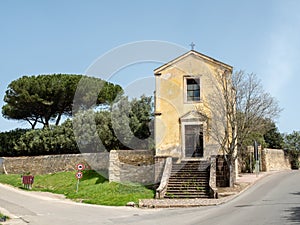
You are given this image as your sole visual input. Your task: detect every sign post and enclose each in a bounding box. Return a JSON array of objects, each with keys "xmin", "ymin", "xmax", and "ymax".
[
  {"xmin": 75, "ymin": 164, "xmax": 84, "ymax": 192},
  {"xmin": 254, "ymin": 141, "xmax": 259, "ymax": 177}
]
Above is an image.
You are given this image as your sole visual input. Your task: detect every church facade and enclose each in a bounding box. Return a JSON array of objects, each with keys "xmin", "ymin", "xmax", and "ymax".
[{"xmin": 154, "ymin": 50, "xmax": 233, "ymax": 161}]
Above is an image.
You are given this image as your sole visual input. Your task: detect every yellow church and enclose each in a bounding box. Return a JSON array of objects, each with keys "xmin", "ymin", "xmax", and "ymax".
[
  {"xmin": 154, "ymin": 49, "xmax": 234, "ymax": 198},
  {"xmin": 154, "ymin": 49, "xmax": 233, "ymax": 159}
]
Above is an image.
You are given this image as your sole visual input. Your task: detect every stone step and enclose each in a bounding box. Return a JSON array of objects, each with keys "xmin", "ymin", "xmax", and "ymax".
[
  {"xmin": 172, "ymin": 168, "xmax": 209, "ymax": 172},
  {"xmin": 167, "ymin": 184, "xmax": 209, "ymax": 188},
  {"xmin": 168, "ymin": 181, "xmax": 209, "ymax": 185},
  {"xmin": 170, "ymin": 175, "xmax": 208, "ymax": 178},
  {"xmin": 170, "ymin": 178, "xmax": 208, "ymax": 181},
  {"xmin": 166, "ymin": 190, "xmax": 209, "ymax": 194},
  {"xmin": 174, "ymin": 161, "xmax": 210, "ymax": 164},
  {"xmin": 173, "ymin": 161, "xmax": 210, "ymax": 165},
  {"xmin": 164, "ymin": 160, "xmax": 211, "ymax": 199},
  {"xmin": 166, "ymin": 189, "xmax": 209, "ymax": 192},
  {"xmin": 173, "ymin": 163, "xmax": 209, "ymax": 167},
  {"xmin": 164, "ymin": 194, "xmax": 211, "ymax": 199},
  {"xmin": 166, "ymin": 192, "xmax": 209, "ymax": 196},
  {"xmin": 169, "ymin": 177, "xmax": 209, "ymax": 181},
  {"xmin": 170, "ymin": 176, "xmax": 208, "ymax": 179},
  {"xmin": 168, "ymin": 178, "xmax": 209, "ymax": 182},
  {"xmin": 168, "ymin": 185, "xmax": 209, "ymax": 188},
  {"xmin": 173, "ymin": 162, "xmax": 209, "ymax": 166},
  {"xmin": 172, "ymin": 169, "xmax": 209, "ymax": 172},
  {"xmin": 171, "ymin": 173, "xmax": 208, "ymax": 176},
  {"xmin": 169, "ymin": 176, "xmax": 209, "ymax": 179},
  {"xmin": 172, "ymin": 168, "xmax": 209, "ymax": 171},
  {"xmin": 171, "ymin": 170, "xmax": 209, "ymax": 173},
  {"xmin": 168, "ymin": 180, "xmax": 209, "ymax": 187},
  {"xmin": 166, "ymin": 187, "xmax": 210, "ymax": 191},
  {"xmin": 170, "ymin": 173, "xmax": 209, "ymax": 177},
  {"xmin": 172, "ymin": 165, "xmax": 210, "ymax": 170},
  {"xmin": 172, "ymin": 166, "xmax": 209, "ymax": 168}
]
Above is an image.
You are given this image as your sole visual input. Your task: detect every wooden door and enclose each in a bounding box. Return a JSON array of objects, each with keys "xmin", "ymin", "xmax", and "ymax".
[{"xmin": 184, "ymin": 125, "xmax": 203, "ymax": 158}]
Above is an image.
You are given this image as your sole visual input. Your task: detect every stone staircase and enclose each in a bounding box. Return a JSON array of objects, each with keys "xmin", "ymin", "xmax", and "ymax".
[{"xmin": 164, "ymin": 160, "xmax": 212, "ymax": 199}]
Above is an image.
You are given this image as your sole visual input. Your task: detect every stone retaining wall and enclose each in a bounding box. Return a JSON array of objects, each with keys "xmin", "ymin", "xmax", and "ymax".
[
  {"xmin": 1, "ymin": 150, "xmax": 155, "ymax": 185},
  {"xmin": 154, "ymin": 156, "xmax": 168, "ymax": 185},
  {"xmin": 1, "ymin": 153, "xmax": 109, "ymax": 175},
  {"xmin": 261, "ymin": 148, "xmax": 291, "ymax": 171},
  {"xmin": 109, "ymin": 150, "xmax": 155, "ymax": 185},
  {"xmin": 0, "ymin": 158, "xmax": 4, "ymax": 174},
  {"xmin": 216, "ymin": 156, "xmax": 229, "ymax": 187},
  {"xmin": 5, "ymin": 149, "xmax": 295, "ymax": 185}
]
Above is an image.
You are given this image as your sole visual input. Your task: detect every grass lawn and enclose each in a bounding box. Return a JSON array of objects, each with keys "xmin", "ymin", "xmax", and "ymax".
[
  {"xmin": 0, "ymin": 170, "xmax": 155, "ymax": 206},
  {"xmin": 0, "ymin": 212, "xmax": 8, "ymax": 224}
]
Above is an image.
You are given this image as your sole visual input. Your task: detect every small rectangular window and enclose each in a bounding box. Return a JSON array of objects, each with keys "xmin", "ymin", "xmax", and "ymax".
[{"xmin": 186, "ymin": 78, "xmax": 200, "ymax": 102}]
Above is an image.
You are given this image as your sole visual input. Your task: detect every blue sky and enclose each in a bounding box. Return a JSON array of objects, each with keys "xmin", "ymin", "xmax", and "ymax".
[{"xmin": 0, "ymin": 0, "xmax": 299, "ymax": 133}]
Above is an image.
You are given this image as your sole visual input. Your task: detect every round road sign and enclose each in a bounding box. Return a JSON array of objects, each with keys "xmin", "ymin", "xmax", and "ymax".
[
  {"xmin": 75, "ymin": 172, "xmax": 83, "ymax": 179},
  {"xmin": 76, "ymin": 164, "xmax": 85, "ymax": 171}
]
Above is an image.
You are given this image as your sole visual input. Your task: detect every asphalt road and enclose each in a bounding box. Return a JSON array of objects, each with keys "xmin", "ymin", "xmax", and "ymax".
[{"xmin": 0, "ymin": 170, "xmax": 299, "ymax": 225}]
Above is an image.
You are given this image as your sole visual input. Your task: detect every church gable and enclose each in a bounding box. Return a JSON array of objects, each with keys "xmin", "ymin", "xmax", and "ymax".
[
  {"xmin": 180, "ymin": 110, "xmax": 208, "ymax": 123},
  {"xmin": 154, "ymin": 50, "xmax": 232, "ymax": 75}
]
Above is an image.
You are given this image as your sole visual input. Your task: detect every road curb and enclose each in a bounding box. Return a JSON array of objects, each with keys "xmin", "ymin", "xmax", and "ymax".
[
  {"xmin": 139, "ymin": 171, "xmax": 284, "ymax": 208},
  {"xmin": 213, "ymin": 171, "xmax": 287, "ymax": 206},
  {"xmin": 0, "ymin": 206, "xmax": 27, "ymax": 225}
]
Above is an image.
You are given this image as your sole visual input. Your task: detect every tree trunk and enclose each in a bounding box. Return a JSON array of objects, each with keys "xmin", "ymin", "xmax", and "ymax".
[
  {"xmin": 229, "ymin": 164, "xmax": 235, "ymax": 187},
  {"xmin": 223, "ymin": 154, "xmax": 236, "ymax": 187},
  {"xmin": 55, "ymin": 113, "xmax": 62, "ymax": 126},
  {"xmin": 27, "ymin": 118, "xmax": 37, "ymax": 129},
  {"xmin": 44, "ymin": 118, "xmax": 50, "ymax": 128},
  {"xmin": 31, "ymin": 122, "xmax": 36, "ymax": 129}
]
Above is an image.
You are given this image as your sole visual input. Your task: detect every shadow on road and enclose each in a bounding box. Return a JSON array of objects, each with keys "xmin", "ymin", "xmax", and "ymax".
[
  {"xmin": 284, "ymin": 192, "xmax": 300, "ymax": 223},
  {"xmin": 285, "ymin": 206, "xmax": 300, "ymax": 223}
]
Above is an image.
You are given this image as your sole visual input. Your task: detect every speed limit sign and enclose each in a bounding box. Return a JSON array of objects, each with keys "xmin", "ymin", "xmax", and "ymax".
[
  {"xmin": 76, "ymin": 164, "xmax": 85, "ymax": 171},
  {"xmin": 75, "ymin": 172, "xmax": 83, "ymax": 179}
]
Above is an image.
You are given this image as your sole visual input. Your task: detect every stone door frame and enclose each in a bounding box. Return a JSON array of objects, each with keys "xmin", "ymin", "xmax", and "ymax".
[{"xmin": 180, "ymin": 110, "xmax": 208, "ymax": 160}]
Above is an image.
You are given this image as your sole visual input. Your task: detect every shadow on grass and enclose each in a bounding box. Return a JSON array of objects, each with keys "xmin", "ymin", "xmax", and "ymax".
[{"xmin": 81, "ymin": 170, "xmax": 108, "ymax": 184}]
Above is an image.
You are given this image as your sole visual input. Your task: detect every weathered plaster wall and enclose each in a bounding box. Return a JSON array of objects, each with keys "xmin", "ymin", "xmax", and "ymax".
[
  {"xmin": 2, "ymin": 153, "xmax": 109, "ymax": 175},
  {"xmin": 109, "ymin": 150, "xmax": 155, "ymax": 185},
  {"xmin": 261, "ymin": 148, "xmax": 291, "ymax": 171},
  {"xmin": 154, "ymin": 53, "xmax": 230, "ymax": 159}
]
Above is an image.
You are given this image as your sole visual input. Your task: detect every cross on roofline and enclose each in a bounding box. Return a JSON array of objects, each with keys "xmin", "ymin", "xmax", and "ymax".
[{"xmin": 190, "ymin": 42, "xmax": 195, "ymax": 50}]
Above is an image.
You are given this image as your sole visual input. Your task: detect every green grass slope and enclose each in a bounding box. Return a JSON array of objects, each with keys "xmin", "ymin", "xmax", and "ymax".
[{"xmin": 0, "ymin": 170, "xmax": 154, "ymax": 206}]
